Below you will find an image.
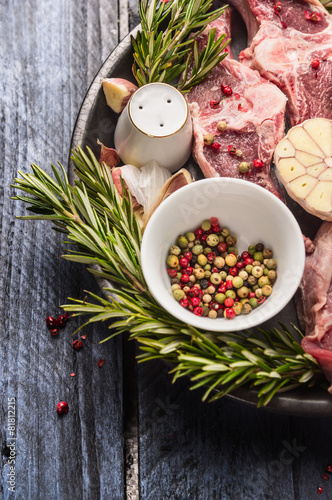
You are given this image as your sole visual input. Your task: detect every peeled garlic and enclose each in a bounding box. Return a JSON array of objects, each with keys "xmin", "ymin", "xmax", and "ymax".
[{"xmin": 274, "ymin": 118, "xmax": 332, "ymax": 221}]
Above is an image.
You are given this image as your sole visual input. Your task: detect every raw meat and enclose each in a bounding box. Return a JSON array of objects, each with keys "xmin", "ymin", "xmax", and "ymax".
[
  {"xmin": 298, "ymin": 222, "xmax": 332, "ymax": 392},
  {"xmin": 230, "ymin": 0, "xmax": 332, "ymax": 126},
  {"xmin": 186, "ymin": 9, "xmax": 287, "ymax": 198}
]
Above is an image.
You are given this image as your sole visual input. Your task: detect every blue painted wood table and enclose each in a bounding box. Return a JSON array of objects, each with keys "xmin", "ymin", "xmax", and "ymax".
[{"xmin": 1, "ymin": 1, "xmax": 332, "ymax": 499}]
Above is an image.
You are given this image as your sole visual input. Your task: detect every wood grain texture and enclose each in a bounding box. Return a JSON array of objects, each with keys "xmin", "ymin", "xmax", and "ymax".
[{"xmin": 0, "ymin": 1, "xmax": 125, "ymax": 499}]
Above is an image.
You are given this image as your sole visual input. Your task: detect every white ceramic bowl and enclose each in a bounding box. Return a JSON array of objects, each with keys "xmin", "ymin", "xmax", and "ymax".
[{"xmin": 141, "ymin": 178, "xmax": 305, "ymax": 332}]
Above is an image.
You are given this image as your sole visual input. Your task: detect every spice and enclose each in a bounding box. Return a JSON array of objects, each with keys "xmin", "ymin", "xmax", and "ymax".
[
  {"xmin": 211, "ymin": 143, "xmax": 221, "ymax": 150},
  {"xmin": 50, "ymin": 328, "xmax": 59, "ymax": 337},
  {"xmin": 311, "ymin": 59, "xmax": 320, "ymax": 69},
  {"xmin": 305, "ymin": 10, "xmax": 322, "ymax": 22},
  {"xmin": 253, "ymin": 159, "xmax": 264, "ymax": 168},
  {"xmin": 228, "ymin": 144, "xmax": 237, "ymax": 155},
  {"xmin": 221, "ymin": 84, "xmax": 233, "ymax": 97},
  {"xmin": 217, "ymin": 121, "xmax": 227, "ymax": 132},
  {"xmin": 73, "ymin": 340, "xmax": 83, "ymax": 351},
  {"xmin": 166, "ymin": 219, "xmax": 277, "ymax": 320},
  {"xmin": 210, "ymin": 99, "xmax": 220, "ymax": 108},
  {"xmin": 239, "ymin": 162, "xmax": 250, "ymax": 173},
  {"xmin": 57, "ymin": 401, "xmax": 69, "ymax": 415},
  {"xmin": 46, "ymin": 316, "xmax": 58, "ymax": 329},
  {"xmin": 204, "ymin": 134, "xmax": 214, "ymax": 145}
]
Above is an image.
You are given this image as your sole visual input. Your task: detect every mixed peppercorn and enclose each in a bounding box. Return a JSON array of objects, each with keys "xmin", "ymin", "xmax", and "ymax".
[{"xmin": 166, "ymin": 217, "xmax": 277, "ymax": 320}]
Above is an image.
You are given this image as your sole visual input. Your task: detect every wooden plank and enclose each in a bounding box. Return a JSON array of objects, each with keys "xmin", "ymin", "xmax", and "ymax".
[{"xmin": 0, "ymin": 1, "xmax": 124, "ymax": 498}]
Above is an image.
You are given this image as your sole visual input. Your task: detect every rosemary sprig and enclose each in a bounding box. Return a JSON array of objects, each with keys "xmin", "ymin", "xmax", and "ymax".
[
  {"xmin": 320, "ymin": 0, "xmax": 332, "ymax": 13},
  {"xmin": 12, "ymin": 148, "xmax": 327, "ymax": 406},
  {"xmin": 132, "ymin": 0, "xmax": 230, "ymax": 92}
]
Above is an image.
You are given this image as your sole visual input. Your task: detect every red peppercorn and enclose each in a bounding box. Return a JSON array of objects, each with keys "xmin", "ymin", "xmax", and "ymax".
[
  {"xmin": 207, "ymin": 252, "xmax": 216, "ymax": 263},
  {"xmin": 241, "ymin": 251, "xmax": 250, "ymax": 260},
  {"xmin": 218, "ymin": 285, "xmax": 227, "ymax": 294},
  {"xmin": 257, "ymin": 297, "xmax": 266, "ymax": 305},
  {"xmin": 253, "ymin": 159, "xmax": 264, "ymax": 168},
  {"xmin": 230, "ymin": 267, "xmax": 237, "ymax": 276},
  {"xmin": 57, "ymin": 401, "xmax": 69, "ymax": 415},
  {"xmin": 224, "ymin": 298, "xmax": 234, "ymax": 308},
  {"xmin": 167, "ymin": 268, "xmax": 177, "ymax": 277},
  {"xmin": 236, "ymin": 261, "xmax": 245, "ymax": 269},
  {"xmin": 50, "ymin": 328, "xmax": 59, "ymax": 337},
  {"xmin": 191, "ymin": 297, "xmax": 200, "ymax": 307},
  {"xmin": 210, "ymin": 99, "xmax": 220, "ymax": 108},
  {"xmin": 181, "ymin": 274, "xmax": 190, "ymax": 284},
  {"xmin": 228, "ymin": 144, "xmax": 237, "ymax": 155},
  {"xmin": 317, "ymin": 487, "xmax": 323, "ymax": 494},
  {"xmin": 57, "ymin": 314, "xmax": 67, "ymax": 327},
  {"xmin": 185, "ymin": 267, "xmax": 193, "ymax": 275},
  {"xmin": 184, "ymin": 251, "xmax": 192, "ymax": 261},
  {"xmin": 274, "ymin": 2, "xmax": 282, "ymax": 14},
  {"xmin": 249, "ymin": 292, "xmax": 256, "ymax": 299},
  {"xmin": 234, "ymin": 93, "xmax": 241, "ymax": 100},
  {"xmin": 218, "ymin": 242, "xmax": 227, "ymax": 253},
  {"xmin": 180, "ymin": 298, "xmax": 189, "ymax": 308},
  {"xmin": 211, "ymin": 224, "xmax": 221, "ymax": 233},
  {"xmin": 244, "ymin": 257, "xmax": 254, "ymax": 265},
  {"xmin": 200, "ymin": 234, "xmax": 207, "ymax": 242},
  {"xmin": 235, "ymin": 297, "xmax": 240, "ymax": 302},
  {"xmin": 179, "ymin": 257, "xmax": 189, "ymax": 267},
  {"xmin": 188, "ymin": 286, "xmax": 200, "ymax": 297},
  {"xmin": 194, "ymin": 306, "xmax": 204, "ymax": 316},
  {"xmin": 311, "ymin": 59, "xmax": 320, "ymax": 69},
  {"xmin": 73, "ymin": 340, "xmax": 83, "ymax": 351},
  {"xmin": 326, "ymin": 465, "xmax": 332, "ymax": 473},
  {"xmin": 46, "ymin": 316, "xmax": 58, "ymax": 329},
  {"xmin": 226, "ymin": 280, "xmax": 233, "ymax": 290},
  {"xmin": 211, "ymin": 303, "xmax": 220, "ymax": 311},
  {"xmin": 211, "ymin": 143, "xmax": 221, "ymax": 150},
  {"xmin": 225, "ymin": 308, "xmax": 236, "ymax": 319},
  {"xmin": 322, "ymin": 473, "xmax": 329, "ymax": 481},
  {"xmin": 194, "ymin": 228, "xmax": 204, "ymax": 238},
  {"xmin": 212, "ymin": 267, "xmax": 219, "ymax": 273},
  {"xmin": 221, "ymin": 85, "xmax": 233, "ymax": 97},
  {"xmin": 305, "ymin": 10, "xmax": 322, "ymax": 22},
  {"xmin": 210, "ymin": 217, "xmax": 219, "ymax": 225}
]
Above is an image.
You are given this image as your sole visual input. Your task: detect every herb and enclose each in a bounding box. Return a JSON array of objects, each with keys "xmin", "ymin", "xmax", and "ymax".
[
  {"xmin": 320, "ymin": 0, "xmax": 332, "ymax": 13},
  {"xmin": 132, "ymin": 0, "xmax": 230, "ymax": 92},
  {"xmin": 12, "ymin": 148, "xmax": 327, "ymax": 406}
]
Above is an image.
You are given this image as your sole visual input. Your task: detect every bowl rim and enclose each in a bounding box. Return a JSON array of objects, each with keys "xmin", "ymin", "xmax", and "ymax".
[{"xmin": 141, "ymin": 177, "xmax": 305, "ymax": 332}]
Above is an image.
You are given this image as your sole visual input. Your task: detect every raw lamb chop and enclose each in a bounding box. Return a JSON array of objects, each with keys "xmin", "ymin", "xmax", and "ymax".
[
  {"xmin": 298, "ymin": 222, "xmax": 332, "ymax": 392},
  {"xmin": 186, "ymin": 9, "xmax": 287, "ymax": 198},
  {"xmin": 230, "ymin": 0, "xmax": 332, "ymax": 126}
]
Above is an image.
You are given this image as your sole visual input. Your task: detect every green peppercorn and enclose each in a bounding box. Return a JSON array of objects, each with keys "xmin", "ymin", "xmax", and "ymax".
[
  {"xmin": 252, "ymin": 284, "xmax": 259, "ymax": 292},
  {"xmin": 221, "ymin": 227, "xmax": 229, "ymax": 238},
  {"xmin": 249, "ymin": 298, "xmax": 258, "ymax": 309},
  {"xmin": 171, "ymin": 284, "xmax": 181, "ymax": 292},
  {"xmin": 227, "ymin": 246, "xmax": 238, "ymax": 255},
  {"xmin": 225, "ymin": 254, "xmax": 237, "ymax": 267},
  {"xmin": 217, "ymin": 121, "xmax": 227, "ymax": 131},
  {"xmin": 240, "ymin": 298, "xmax": 250, "ymax": 305},
  {"xmin": 233, "ymin": 302, "xmax": 243, "ymax": 315},
  {"xmin": 252, "ymin": 266, "xmax": 263, "ymax": 278},
  {"xmin": 204, "ymin": 247, "xmax": 212, "ymax": 255},
  {"xmin": 173, "ymin": 289, "xmax": 185, "ymax": 301},
  {"xmin": 225, "ymin": 290, "xmax": 236, "ymax": 299},
  {"xmin": 255, "ymin": 288, "xmax": 263, "ymax": 299},
  {"xmin": 226, "ymin": 235, "xmax": 237, "ymax": 246},
  {"xmin": 214, "ymin": 256, "xmax": 225, "ymax": 269},
  {"xmin": 237, "ymin": 286, "xmax": 249, "ymax": 298},
  {"xmin": 204, "ymin": 264, "xmax": 211, "ymax": 271},
  {"xmin": 220, "ymin": 271, "xmax": 227, "ymax": 280},
  {"xmin": 167, "ymin": 255, "xmax": 179, "ymax": 268},
  {"xmin": 219, "ymin": 235, "xmax": 225, "ymax": 242},
  {"xmin": 247, "ymin": 275, "xmax": 257, "ymax": 286},
  {"xmin": 232, "ymin": 276, "xmax": 244, "ymax": 289},
  {"xmin": 258, "ymin": 276, "xmax": 270, "ymax": 288},
  {"xmin": 197, "ymin": 254, "xmax": 207, "ymax": 266},
  {"xmin": 266, "ymin": 259, "xmax": 277, "ymax": 270},
  {"xmin": 194, "ymin": 268, "xmax": 205, "ymax": 280},
  {"xmin": 185, "ymin": 232, "xmax": 195, "ymax": 242},
  {"xmin": 263, "ymin": 268, "xmax": 269, "ymax": 276},
  {"xmin": 263, "ymin": 248, "xmax": 273, "ymax": 259},
  {"xmin": 238, "ymin": 161, "xmax": 250, "ymax": 173},
  {"xmin": 206, "ymin": 234, "xmax": 219, "ymax": 247},
  {"xmin": 245, "ymin": 264, "xmax": 253, "ymax": 274},
  {"xmin": 201, "ymin": 220, "xmax": 211, "ymax": 231},
  {"xmin": 192, "ymin": 244, "xmax": 204, "ymax": 255},
  {"xmin": 203, "ymin": 134, "xmax": 214, "ymax": 146},
  {"xmin": 253, "ymin": 252, "xmax": 264, "ymax": 262},
  {"xmin": 238, "ymin": 270, "xmax": 248, "ymax": 281},
  {"xmin": 215, "ymin": 293, "xmax": 226, "ymax": 304},
  {"xmin": 235, "ymin": 149, "xmax": 243, "ymax": 158},
  {"xmin": 242, "ymin": 303, "xmax": 252, "ymax": 315},
  {"xmin": 267, "ymin": 270, "xmax": 277, "ymax": 282},
  {"xmin": 211, "ymin": 273, "xmax": 222, "ymax": 285},
  {"xmin": 204, "ymin": 271, "xmax": 211, "ymax": 278},
  {"xmin": 202, "ymin": 305, "xmax": 210, "ymax": 316},
  {"xmin": 262, "ymin": 285, "xmax": 273, "ymax": 296},
  {"xmin": 177, "ymin": 235, "xmax": 188, "ymax": 249},
  {"xmin": 248, "ymin": 245, "xmax": 256, "ymax": 255},
  {"xmin": 169, "ymin": 245, "xmax": 181, "ymax": 256}
]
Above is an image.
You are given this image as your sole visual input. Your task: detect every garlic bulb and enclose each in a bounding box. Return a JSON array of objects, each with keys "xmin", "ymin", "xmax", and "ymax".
[{"xmin": 274, "ymin": 118, "xmax": 332, "ymax": 221}]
